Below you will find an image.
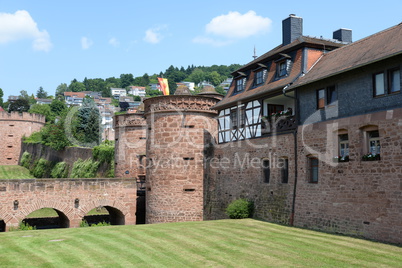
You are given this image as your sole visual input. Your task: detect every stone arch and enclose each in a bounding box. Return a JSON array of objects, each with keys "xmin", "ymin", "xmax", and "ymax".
[
  {"xmin": 21, "ymin": 200, "xmax": 73, "ymax": 228},
  {"xmin": 0, "ymin": 211, "xmax": 7, "ymax": 232},
  {"xmin": 78, "ymin": 199, "xmax": 128, "ymax": 226}
]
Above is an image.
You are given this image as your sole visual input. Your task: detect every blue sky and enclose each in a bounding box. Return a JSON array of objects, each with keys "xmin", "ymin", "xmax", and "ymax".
[{"xmin": 1, "ymin": 0, "xmax": 401, "ymax": 99}]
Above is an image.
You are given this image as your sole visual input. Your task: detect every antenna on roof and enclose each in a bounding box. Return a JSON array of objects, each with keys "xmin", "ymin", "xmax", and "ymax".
[{"xmin": 252, "ymin": 46, "xmax": 257, "ymax": 59}]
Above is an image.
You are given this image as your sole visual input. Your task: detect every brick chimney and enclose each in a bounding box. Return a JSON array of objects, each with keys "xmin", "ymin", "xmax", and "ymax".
[
  {"xmin": 282, "ymin": 14, "xmax": 303, "ymax": 46},
  {"xmin": 333, "ymin": 28, "xmax": 352, "ymax": 43}
]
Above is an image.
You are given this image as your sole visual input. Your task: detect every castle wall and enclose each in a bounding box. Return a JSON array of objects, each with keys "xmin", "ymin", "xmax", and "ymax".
[
  {"xmin": 113, "ymin": 114, "xmax": 146, "ymax": 178},
  {"xmin": 205, "ymin": 133, "xmax": 296, "ymax": 224},
  {"xmin": 294, "ymin": 107, "xmax": 402, "ymax": 245},
  {"xmin": 0, "ymin": 112, "xmax": 45, "ymax": 165},
  {"xmin": 0, "ymin": 178, "xmax": 136, "ymax": 230},
  {"xmin": 144, "ymin": 95, "xmax": 219, "ymax": 223}
]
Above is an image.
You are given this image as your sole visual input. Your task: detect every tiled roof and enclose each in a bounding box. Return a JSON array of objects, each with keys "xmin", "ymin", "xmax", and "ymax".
[
  {"xmin": 291, "ymin": 23, "xmax": 402, "ymax": 88},
  {"xmin": 235, "ymin": 36, "xmax": 344, "ymax": 73},
  {"xmin": 214, "ymin": 36, "xmax": 344, "ymax": 110},
  {"xmin": 63, "ymin": 92, "xmax": 86, "ymax": 98}
]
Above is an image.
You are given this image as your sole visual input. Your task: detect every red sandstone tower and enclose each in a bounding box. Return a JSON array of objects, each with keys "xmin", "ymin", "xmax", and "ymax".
[
  {"xmin": 0, "ymin": 112, "xmax": 45, "ymax": 165},
  {"xmin": 143, "ymin": 86, "xmax": 221, "ymax": 223}
]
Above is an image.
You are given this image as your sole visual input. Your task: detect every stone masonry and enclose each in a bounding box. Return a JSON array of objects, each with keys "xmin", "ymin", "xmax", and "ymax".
[
  {"xmin": 143, "ymin": 93, "xmax": 220, "ymax": 223},
  {"xmin": 0, "ymin": 178, "xmax": 137, "ymax": 230},
  {"xmin": 0, "ymin": 112, "xmax": 45, "ymax": 165}
]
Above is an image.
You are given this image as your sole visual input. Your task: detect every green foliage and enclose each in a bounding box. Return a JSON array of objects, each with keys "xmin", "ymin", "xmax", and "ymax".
[
  {"xmin": 225, "ymin": 199, "xmax": 254, "ymax": 219},
  {"xmin": 55, "ymin": 83, "xmax": 68, "ymax": 97},
  {"xmin": 68, "ymin": 79, "xmax": 86, "ymax": 92},
  {"xmin": 32, "ymin": 158, "xmax": 53, "ymax": 178},
  {"xmin": 50, "ymin": 99, "xmax": 67, "ymax": 117},
  {"xmin": 71, "ymin": 99, "xmax": 101, "ymax": 147},
  {"xmin": 36, "ymin": 86, "xmax": 48, "ymax": 98},
  {"xmin": 0, "ymin": 87, "xmax": 3, "ymax": 107},
  {"xmin": 20, "ymin": 151, "xmax": 32, "ymax": 169},
  {"xmin": 80, "ymin": 220, "xmax": 90, "ymax": 227},
  {"xmin": 80, "ymin": 220, "xmax": 110, "ymax": 227},
  {"xmin": 93, "ymin": 141, "xmax": 115, "ymax": 164},
  {"xmin": 9, "ymin": 222, "xmax": 36, "ymax": 231},
  {"xmin": 51, "ymin": 162, "xmax": 69, "ymax": 178},
  {"xmin": 93, "ymin": 141, "xmax": 115, "ymax": 177},
  {"xmin": 28, "ymin": 103, "xmax": 52, "ymax": 122},
  {"xmin": 8, "ymin": 98, "xmax": 30, "ymax": 112},
  {"xmin": 71, "ymin": 158, "xmax": 100, "ymax": 178},
  {"xmin": 40, "ymin": 119, "xmax": 72, "ymax": 150}
]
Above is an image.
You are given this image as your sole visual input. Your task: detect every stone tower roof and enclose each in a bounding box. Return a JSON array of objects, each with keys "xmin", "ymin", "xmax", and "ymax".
[
  {"xmin": 197, "ymin": 85, "xmax": 224, "ymax": 100},
  {"xmin": 174, "ymin": 85, "xmax": 192, "ymax": 95}
]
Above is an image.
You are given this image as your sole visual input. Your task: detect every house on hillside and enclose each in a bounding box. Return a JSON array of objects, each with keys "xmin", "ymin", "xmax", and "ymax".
[
  {"xmin": 111, "ymin": 88, "xmax": 127, "ymax": 99},
  {"xmin": 63, "ymin": 92, "xmax": 86, "ymax": 106},
  {"xmin": 128, "ymin": 86, "xmax": 146, "ymax": 98},
  {"xmin": 210, "ymin": 14, "xmax": 402, "ymax": 244}
]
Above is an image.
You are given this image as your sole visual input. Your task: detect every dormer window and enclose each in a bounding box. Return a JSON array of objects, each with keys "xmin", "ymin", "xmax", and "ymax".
[
  {"xmin": 279, "ymin": 61, "xmax": 287, "ymax": 77},
  {"xmin": 255, "ymin": 70, "xmax": 264, "ymax": 85},
  {"xmin": 235, "ymin": 77, "xmax": 246, "ymax": 93}
]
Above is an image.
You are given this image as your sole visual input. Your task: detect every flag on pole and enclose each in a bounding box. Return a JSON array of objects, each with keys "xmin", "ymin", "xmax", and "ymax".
[{"xmin": 157, "ymin": 77, "xmax": 170, "ymax": 95}]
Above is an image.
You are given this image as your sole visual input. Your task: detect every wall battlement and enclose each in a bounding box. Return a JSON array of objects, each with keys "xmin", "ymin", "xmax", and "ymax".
[
  {"xmin": 0, "ymin": 112, "xmax": 46, "ymax": 124},
  {"xmin": 0, "ymin": 112, "xmax": 45, "ymax": 165}
]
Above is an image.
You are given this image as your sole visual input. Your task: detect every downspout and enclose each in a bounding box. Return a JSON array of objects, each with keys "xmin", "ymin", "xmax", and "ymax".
[{"xmin": 283, "ymin": 84, "xmax": 298, "ymax": 226}]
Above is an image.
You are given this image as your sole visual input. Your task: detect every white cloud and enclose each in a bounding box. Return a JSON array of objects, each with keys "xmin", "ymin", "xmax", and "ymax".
[
  {"xmin": 0, "ymin": 10, "xmax": 52, "ymax": 52},
  {"xmin": 81, "ymin": 37, "xmax": 93, "ymax": 50},
  {"xmin": 109, "ymin": 37, "xmax": 120, "ymax": 47},
  {"xmin": 143, "ymin": 26, "xmax": 167, "ymax": 44},
  {"xmin": 206, "ymin": 11, "xmax": 271, "ymax": 39}
]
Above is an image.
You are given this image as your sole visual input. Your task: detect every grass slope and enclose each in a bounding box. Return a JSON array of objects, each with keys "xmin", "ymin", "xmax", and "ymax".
[
  {"xmin": 0, "ymin": 165, "xmax": 34, "ymax": 179},
  {"xmin": 0, "ymin": 219, "xmax": 401, "ymax": 267}
]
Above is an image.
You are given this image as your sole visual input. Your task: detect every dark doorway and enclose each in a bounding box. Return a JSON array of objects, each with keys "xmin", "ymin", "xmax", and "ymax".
[{"xmin": 23, "ymin": 208, "xmax": 69, "ymax": 229}]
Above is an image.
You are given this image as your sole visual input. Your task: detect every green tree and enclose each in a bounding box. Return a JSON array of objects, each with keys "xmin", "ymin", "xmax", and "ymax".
[
  {"xmin": 73, "ymin": 99, "xmax": 101, "ymax": 147},
  {"xmin": 68, "ymin": 79, "xmax": 86, "ymax": 92},
  {"xmin": 28, "ymin": 104, "xmax": 52, "ymax": 122},
  {"xmin": 50, "ymin": 99, "xmax": 67, "ymax": 117},
  {"xmin": 36, "ymin": 87, "xmax": 48, "ymax": 98},
  {"xmin": 55, "ymin": 83, "xmax": 68, "ymax": 97},
  {"xmin": 120, "ymin": 74, "xmax": 134, "ymax": 88},
  {"xmin": 208, "ymin": 71, "xmax": 224, "ymax": 86},
  {"xmin": 8, "ymin": 98, "xmax": 30, "ymax": 112},
  {"xmin": 186, "ymin": 68, "xmax": 205, "ymax": 85},
  {"xmin": 0, "ymin": 88, "xmax": 3, "ymax": 108},
  {"xmin": 19, "ymin": 90, "xmax": 29, "ymax": 101}
]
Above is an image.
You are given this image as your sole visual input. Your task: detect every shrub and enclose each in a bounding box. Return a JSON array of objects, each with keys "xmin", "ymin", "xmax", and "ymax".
[
  {"xmin": 80, "ymin": 220, "xmax": 110, "ymax": 227},
  {"xmin": 9, "ymin": 222, "xmax": 36, "ymax": 231},
  {"xmin": 32, "ymin": 158, "xmax": 52, "ymax": 178},
  {"xmin": 51, "ymin": 162, "xmax": 69, "ymax": 178},
  {"xmin": 20, "ymin": 151, "xmax": 32, "ymax": 169},
  {"xmin": 71, "ymin": 158, "xmax": 100, "ymax": 178},
  {"xmin": 93, "ymin": 141, "xmax": 114, "ymax": 164},
  {"xmin": 226, "ymin": 198, "xmax": 254, "ymax": 219}
]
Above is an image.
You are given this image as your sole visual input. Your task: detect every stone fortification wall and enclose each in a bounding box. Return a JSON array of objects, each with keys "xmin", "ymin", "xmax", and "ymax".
[
  {"xmin": 144, "ymin": 95, "xmax": 219, "ymax": 223},
  {"xmin": 205, "ymin": 133, "xmax": 296, "ymax": 224},
  {"xmin": 0, "ymin": 112, "xmax": 45, "ymax": 165},
  {"xmin": 0, "ymin": 178, "xmax": 137, "ymax": 230},
  {"xmin": 113, "ymin": 113, "xmax": 147, "ymax": 178},
  {"xmin": 295, "ymin": 107, "xmax": 402, "ymax": 245}
]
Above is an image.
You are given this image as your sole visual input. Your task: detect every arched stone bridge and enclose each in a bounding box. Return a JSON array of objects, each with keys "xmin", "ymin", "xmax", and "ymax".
[{"xmin": 0, "ymin": 178, "xmax": 137, "ymax": 231}]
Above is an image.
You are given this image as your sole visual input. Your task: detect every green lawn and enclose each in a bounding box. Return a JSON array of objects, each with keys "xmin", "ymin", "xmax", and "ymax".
[
  {"xmin": 0, "ymin": 219, "xmax": 401, "ymax": 267},
  {"xmin": 0, "ymin": 165, "xmax": 34, "ymax": 179}
]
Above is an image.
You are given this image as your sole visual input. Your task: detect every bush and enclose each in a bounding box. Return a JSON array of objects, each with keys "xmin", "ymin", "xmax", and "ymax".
[
  {"xmin": 51, "ymin": 162, "xmax": 69, "ymax": 178},
  {"xmin": 71, "ymin": 158, "xmax": 100, "ymax": 178},
  {"xmin": 80, "ymin": 220, "xmax": 110, "ymax": 227},
  {"xmin": 9, "ymin": 222, "xmax": 36, "ymax": 231},
  {"xmin": 226, "ymin": 199, "xmax": 254, "ymax": 219},
  {"xmin": 20, "ymin": 151, "xmax": 32, "ymax": 169},
  {"xmin": 93, "ymin": 141, "xmax": 114, "ymax": 164},
  {"xmin": 32, "ymin": 158, "xmax": 52, "ymax": 178}
]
